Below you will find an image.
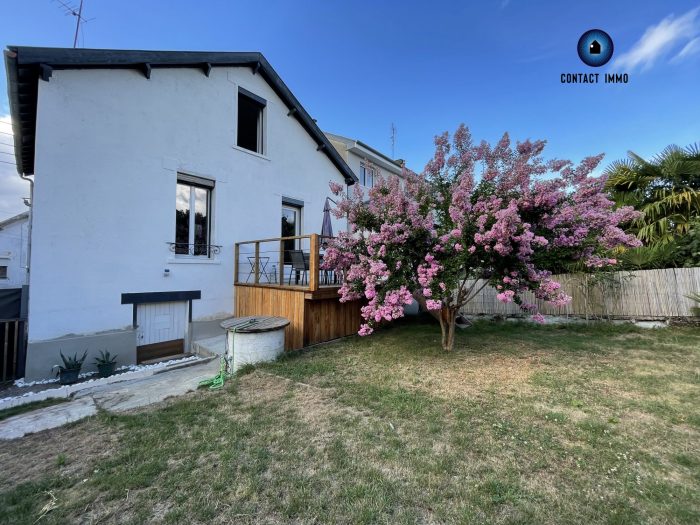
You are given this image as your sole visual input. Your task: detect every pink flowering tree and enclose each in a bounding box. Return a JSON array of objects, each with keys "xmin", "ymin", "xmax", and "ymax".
[{"xmin": 323, "ymin": 125, "xmax": 641, "ymax": 351}]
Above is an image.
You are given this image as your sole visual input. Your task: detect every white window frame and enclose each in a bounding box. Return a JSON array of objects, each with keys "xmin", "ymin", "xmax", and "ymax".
[
  {"xmin": 175, "ymin": 174, "xmax": 214, "ymax": 258},
  {"xmin": 282, "ymin": 203, "xmax": 303, "ymax": 242},
  {"xmin": 282, "ymin": 201, "xmax": 303, "ymax": 264},
  {"xmin": 360, "ymin": 162, "xmax": 375, "ymax": 188}
]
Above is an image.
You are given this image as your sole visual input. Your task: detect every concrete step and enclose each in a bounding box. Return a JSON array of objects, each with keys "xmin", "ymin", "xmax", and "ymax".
[{"xmin": 191, "ymin": 334, "xmax": 227, "ymax": 357}]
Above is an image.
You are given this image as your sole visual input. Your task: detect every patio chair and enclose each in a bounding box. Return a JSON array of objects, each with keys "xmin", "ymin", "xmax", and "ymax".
[{"xmin": 288, "ymin": 249, "xmax": 308, "ymax": 285}]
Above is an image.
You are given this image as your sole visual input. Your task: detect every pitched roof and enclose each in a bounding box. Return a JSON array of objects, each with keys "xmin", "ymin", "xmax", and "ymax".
[
  {"xmin": 0, "ymin": 211, "xmax": 29, "ymax": 230},
  {"xmin": 324, "ymin": 132, "xmax": 405, "ymax": 175},
  {"xmin": 3, "ymin": 46, "xmax": 358, "ymax": 184}
]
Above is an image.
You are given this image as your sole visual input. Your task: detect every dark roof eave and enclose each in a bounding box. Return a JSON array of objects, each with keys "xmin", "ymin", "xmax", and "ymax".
[
  {"xmin": 4, "ymin": 46, "xmax": 358, "ymax": 184},
  {"xmin": 4, "ymin": 49, "xmax": 25, "ymax": 175}
]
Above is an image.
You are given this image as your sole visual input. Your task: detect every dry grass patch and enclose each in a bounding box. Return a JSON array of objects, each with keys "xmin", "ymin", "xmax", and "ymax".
[
  {"xmin": 0, "ymin": 418, "xmax": 120, "ymax": 491},
  {"xmin": 1, "ymin": 319, "xmax": 698, "ymax": 524}
]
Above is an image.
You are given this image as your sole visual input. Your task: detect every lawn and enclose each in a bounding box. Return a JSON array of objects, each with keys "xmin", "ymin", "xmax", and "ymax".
[{"xmin": 1, "ymin": 319, "xmax": 699, "ymax": 524}]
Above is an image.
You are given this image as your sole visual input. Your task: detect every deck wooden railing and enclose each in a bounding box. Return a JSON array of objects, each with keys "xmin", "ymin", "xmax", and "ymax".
[{"xmin": 234, "ymin": 234, "xmax": 339, "ymax": 292}]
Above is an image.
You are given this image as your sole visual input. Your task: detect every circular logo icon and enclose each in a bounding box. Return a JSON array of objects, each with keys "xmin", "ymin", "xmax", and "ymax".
[{"xmin": 577, "ymin": 29, "xmax": 614, "ymax": 67}]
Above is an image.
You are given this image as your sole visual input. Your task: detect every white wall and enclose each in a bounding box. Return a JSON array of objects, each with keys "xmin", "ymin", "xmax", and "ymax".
[
  {"xmin": 0, "ymin": 216, "xmax": 29, "ymax": 288},
  {"xmin": 29, "ymin": 66, "xmax": 347, "ymax": 342}
]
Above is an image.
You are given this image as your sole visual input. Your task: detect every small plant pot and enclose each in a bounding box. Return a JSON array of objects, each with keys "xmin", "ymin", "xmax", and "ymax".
[
  {"xmin": 97, "ymin": 362, "xmax": 116, "ymax": 378},
  {"xmin": 58, "ymin": 368, "xmax": 81, "ymax": 385}
]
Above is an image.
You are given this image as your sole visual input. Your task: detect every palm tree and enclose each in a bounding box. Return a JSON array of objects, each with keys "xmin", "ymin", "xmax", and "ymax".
[{"xmin": 604, "ymin": 143, "xmax": 700, "ymax": 245}]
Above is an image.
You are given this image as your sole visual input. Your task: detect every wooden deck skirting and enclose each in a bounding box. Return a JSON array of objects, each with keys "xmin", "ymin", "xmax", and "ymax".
[{"xmin": 234, "ymin": 234, "xmax": 362, "ymax": 350}]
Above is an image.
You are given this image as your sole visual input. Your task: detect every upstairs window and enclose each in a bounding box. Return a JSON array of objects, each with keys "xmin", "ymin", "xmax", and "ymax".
[
  {"xmin": 175, "ymin": 174, "xmax": 214, "ymax": 257},
  {"xmin": 237, "ymin": 88, "xmax": 266, "ymax": 154},
  {"xmin": 360, "ymin": 162, "xmax": 376, "ymax": 188},
  {"xmin": 0, "ymin": 266, "xmax": 7, "ymax": 279}
]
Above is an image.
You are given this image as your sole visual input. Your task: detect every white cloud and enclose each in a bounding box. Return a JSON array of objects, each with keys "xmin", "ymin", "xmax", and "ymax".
[
  {"xmin": 673, "ymin": 35, "xmax": 700, "ymax": 62},
  {"xmin": 615, "ymin": 6, "xmax": 700, "ymax": 71},
  {"xmin": 500, "ymin": 0, "xmax": 511, "ymax": 9},
  {"xmin": 0, "ymin": 114, "xmax": 30, "ymax": 220}
]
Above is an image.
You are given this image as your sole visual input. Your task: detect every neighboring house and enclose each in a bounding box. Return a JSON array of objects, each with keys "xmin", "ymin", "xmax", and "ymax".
[
  {"xmin": 325, "ymin": 132, "xmax": 406, "ymax": 194},
  {"xmin": 0, "ymin": 211, "xmax": 29, "ymax": 289},
  {"xmin": 325, "ymin": 132, "xmax": 420, "ymax": 315},
  {"xmin": 5, "ymin": 46, "xmax": 357, "ymax": 379}
]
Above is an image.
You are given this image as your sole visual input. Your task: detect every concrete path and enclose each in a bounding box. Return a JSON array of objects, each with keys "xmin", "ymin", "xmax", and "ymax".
[{"xmin": 0, "ymin": 358, "xmax": 221, "ymax": 440}]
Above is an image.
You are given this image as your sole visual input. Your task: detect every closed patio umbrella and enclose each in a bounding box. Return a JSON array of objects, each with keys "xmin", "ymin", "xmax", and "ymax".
[
  {"xmin": 320, "ymin": 197, "xmax": 333, "ymax": 242},
  {"xmin": 320, "ymin": 198, "xmax": 335, "ymax": 284}
]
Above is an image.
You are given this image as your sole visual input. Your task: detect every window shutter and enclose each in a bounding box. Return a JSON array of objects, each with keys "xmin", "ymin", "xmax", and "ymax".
[{"xmin": 177, "ymin": 173, "xmax": 215, "ymax": 189}]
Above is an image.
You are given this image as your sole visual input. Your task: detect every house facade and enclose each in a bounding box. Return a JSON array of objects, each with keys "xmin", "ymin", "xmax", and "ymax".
[
  {"xmin": 5, "ymin": 47, "xmax": 357, "ymax": 379},
  {"xmin": 325, "ymin": 132, "xmax": 405, "ymax": 194},
  {"xmin": 0, "ymin": 211, "xmax": 29, "ymax": 289}
]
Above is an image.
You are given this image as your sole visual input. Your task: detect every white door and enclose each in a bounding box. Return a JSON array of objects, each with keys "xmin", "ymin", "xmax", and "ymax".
[{"xmin": 136, "ymin": 301, "xmax": 188, "ymax": 346}]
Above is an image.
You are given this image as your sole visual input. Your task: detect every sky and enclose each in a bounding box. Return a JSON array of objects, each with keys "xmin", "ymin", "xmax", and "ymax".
[{"xmin": 1, "ymin": 0, "xmax": 699, "ymax": 219}]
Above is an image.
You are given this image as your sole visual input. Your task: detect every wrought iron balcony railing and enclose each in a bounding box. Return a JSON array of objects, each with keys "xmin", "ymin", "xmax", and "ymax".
[{"xmin": 168, "ymin": 242, "xmax": 222, "ymax": 257}]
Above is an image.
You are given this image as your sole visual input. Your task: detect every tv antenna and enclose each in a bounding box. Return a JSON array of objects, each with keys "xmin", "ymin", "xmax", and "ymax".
[
  {"xmin": 53, "ymin": 0, "xmax": 91, "ymax": 48},
  {"xmin": 390, "ymin": 122, "xmax": 397, "ymax": 158}
]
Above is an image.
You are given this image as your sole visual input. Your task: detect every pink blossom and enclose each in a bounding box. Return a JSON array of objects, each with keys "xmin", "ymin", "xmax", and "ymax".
[
  {"xmin": 358, "ymin": 324, "xmax": 373, "ymax": 336},
  {"xmin": 532, "ymin": 313, "xmax": 546, "ymax": 324},
  {"xmin": 321, "ymin": 124, "xmax": 639, "ymax": 340},
  {"xmin": 496, "ymin": 290, "xmax": 516, "ymax": 303},
  {"xmin": 328, "ymin": 181, "xmax": 344, "ymax": 195},
  {"xmin": 426, "ymin": 299, "xmax": 443, "ymax": 310}
]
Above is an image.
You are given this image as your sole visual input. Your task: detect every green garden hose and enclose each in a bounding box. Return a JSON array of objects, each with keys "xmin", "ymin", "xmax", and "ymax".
[
  {"xmin": 197, "ymin": 318, "xmax": 259, "ymax": 390},
  {"xmin": 198, "ymin": 355, "xmax": 229, "ymax": 390}
]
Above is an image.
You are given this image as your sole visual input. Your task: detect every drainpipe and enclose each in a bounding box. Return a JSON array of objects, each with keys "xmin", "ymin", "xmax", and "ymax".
[{"xmin": 19, "ymin": 173, "xmax": 33, "ymax": 280}]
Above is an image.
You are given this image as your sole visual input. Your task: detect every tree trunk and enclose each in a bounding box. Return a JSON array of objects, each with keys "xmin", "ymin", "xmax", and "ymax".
[
  {"xmin": 439, "ymin": 307, "xmax": 457, "ymax": 352},
  {"xmin": 413, "ymin": 291, "xmax": 462, "ymax": 352}
]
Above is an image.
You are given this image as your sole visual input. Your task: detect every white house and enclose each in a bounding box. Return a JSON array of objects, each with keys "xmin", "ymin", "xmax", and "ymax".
[
  {"xmin": 0, "ymin": 211, "xmax": 29, "ymax": 289},
  {"xmin": 4, "ymin": 46, "xmax": 358, "ymax": 379},
  {"xmin": 325, "ymin": 132, "xmax": 406, "ymax": 193}
]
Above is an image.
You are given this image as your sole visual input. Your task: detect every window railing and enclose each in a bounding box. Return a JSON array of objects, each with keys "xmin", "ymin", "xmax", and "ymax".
[
  {"xmin": 234, "ymin": 234, "xmax": 340, "ymax": 291},
  {"xmin": 168, "ymin": 242, "xmax": 222, "ymax": 258}
]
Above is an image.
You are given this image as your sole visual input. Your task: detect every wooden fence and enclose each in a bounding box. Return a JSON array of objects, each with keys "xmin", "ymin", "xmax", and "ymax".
[
  {"xmin": 0, "ymin": 286, "xmax": 28, "ymax": 381},
  {"xmin": 1, "ymin": 320, "xmax": 25, "ymax": 382},
  {"xmin": 459, "ymin": 267, "xmax": 700, "ymax": 319}
]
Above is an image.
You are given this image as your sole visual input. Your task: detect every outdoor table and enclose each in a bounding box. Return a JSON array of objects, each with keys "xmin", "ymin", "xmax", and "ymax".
[{"xmin": 245, "ymin": 256, "xmax": 270, "ymax": 283}]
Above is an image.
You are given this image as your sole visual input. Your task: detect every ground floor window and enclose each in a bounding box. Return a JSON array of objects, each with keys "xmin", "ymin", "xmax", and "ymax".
[
  {"xmin": 282, "ymin": 201, "xmax": 302, "ymax": 264},
  {"xmin": 175, "ymin": 174, "xmax": 214, "ymax": 257}
]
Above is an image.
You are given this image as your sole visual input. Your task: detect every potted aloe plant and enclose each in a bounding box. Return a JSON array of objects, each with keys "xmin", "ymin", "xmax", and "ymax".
[
  {"xmin": 94, "ymin": 350, "xmax": 118, "ymax": 378},
  {"xmin": 53, "ymin": 350, "xmax": 87, "ymax": 385}
]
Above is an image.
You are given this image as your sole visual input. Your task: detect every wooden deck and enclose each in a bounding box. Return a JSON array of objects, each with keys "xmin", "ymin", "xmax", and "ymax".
[{"xmin": 234, "ymin": 234, "xmax": 362, "ymax": 350}]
